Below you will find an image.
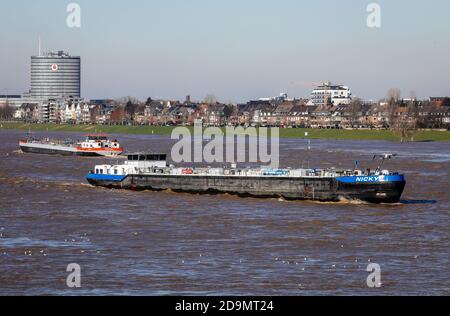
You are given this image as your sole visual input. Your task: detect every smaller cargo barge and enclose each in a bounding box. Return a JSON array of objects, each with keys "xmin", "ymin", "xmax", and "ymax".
[
  {"xmin": 86, "ymin": 153, "xmax": 406, "ymax": 204},
  {"xmin": 20, "ymin": 134, "xmax": 123, "ymax": 157}
]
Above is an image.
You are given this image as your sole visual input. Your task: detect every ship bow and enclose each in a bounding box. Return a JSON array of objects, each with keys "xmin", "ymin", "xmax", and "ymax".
[{"xmin": 336, "ymin": 175, "xmax": 406, "ymax": 204}]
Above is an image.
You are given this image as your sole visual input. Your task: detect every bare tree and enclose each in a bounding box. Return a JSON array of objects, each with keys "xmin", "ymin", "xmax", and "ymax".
[
  {"xmin": 394, "ymin": 98, "xmax": 418, "ymax": 142},
  {"xmin": 0, "ymin": 99, "xmax": 15, "ymax": 121},
  {"xmin": 114, "ymin": 96, "xmax": 140, "ymax": 107},
  {"xmin": 203, "ymin": 94, "xmax": 217, "ymax": 105},
  {"xmin": 125, "ymin": 100, "xmax": 138, "ymax": 120},
  {"xmin": 114, "ymin": 96, "xmax": 142, "ymax": 123},
  {"xmin": 386, "ymin": 88, "xmax": 401, "ymax": 129},
  {"xmin": 350, "ymin": 98, "xmax": 363, "ymax": 127}
]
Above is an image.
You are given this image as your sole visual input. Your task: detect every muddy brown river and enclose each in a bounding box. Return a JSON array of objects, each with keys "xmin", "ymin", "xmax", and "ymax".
[{"xmin": 0, "ymin": 130, "xmax": 449, "ymax": 295}]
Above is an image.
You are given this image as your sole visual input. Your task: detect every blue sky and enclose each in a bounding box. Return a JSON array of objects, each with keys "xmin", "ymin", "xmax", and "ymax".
[{"xmin": 0, "ymin": 0, "xmax": 449, "ymax": 102}]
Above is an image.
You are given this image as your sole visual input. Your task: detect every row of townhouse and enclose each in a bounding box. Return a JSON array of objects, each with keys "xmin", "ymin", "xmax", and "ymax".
[
  {"xmin": 98, "ymin": 99, "xmax": 450, "ymax": 129},
  {"xmin": 250, "ymin": 100, "xmax": 450, "ymax": 129},
  {"xmin": 8, "ymin": 96, "xmax": 450, "ymax": 130},
  {"xmin": 12, "ymin": 97, "xmax": 92, "ymax": 124},
  {"xmin": 39, "ymin": 98, "xmax": 91, "ymax": 123}
]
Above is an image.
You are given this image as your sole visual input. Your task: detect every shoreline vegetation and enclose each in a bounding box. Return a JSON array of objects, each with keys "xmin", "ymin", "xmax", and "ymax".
[{"xmin": 1, "ymin": 122, "xmax": 449, "ymax": 142}]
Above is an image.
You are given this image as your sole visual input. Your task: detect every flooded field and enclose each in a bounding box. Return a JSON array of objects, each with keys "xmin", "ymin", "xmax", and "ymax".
[{"xmin": 0, "ymin": 130, "xmax": 449, "ymax": 295}]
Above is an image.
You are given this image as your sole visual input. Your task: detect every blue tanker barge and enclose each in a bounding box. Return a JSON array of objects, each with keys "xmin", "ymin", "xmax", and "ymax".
[{"xmin": 86, "ymin": 154, "xmax": 406, "ymax": 204}]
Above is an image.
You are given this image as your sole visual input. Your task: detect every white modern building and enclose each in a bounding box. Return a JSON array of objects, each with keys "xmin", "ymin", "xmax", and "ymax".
[
  {"xmin": 310, "ymin": 81, "xmax": 352, "ymax": 107},
  {"xmin": 259, "ymin": 93, "xmax": 291, "ymax": 103}
]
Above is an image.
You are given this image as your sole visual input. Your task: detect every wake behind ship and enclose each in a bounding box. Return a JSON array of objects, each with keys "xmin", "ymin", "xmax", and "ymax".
[
  {"xmin": 86, "ymin": 153, "xmax": 406, "ymax": 204},
  {"xmin": 20, "ymin": 134, "xmax": 123, "ymax": 157}
]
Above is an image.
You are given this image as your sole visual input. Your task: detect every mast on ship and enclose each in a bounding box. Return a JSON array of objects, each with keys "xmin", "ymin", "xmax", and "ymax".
[{"xmin": 373, "ymin": 153, "xmax": 397, "ymax": 173}]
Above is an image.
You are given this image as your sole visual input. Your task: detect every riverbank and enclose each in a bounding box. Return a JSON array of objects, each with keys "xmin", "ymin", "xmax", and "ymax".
[{"xmin": 1, "ymin": 122, "xmax": 450, "ymax": 142}]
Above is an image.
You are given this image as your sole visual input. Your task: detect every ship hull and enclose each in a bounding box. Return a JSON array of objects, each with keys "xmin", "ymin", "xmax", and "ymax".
[
  {"xmin": 20, "ymin": 144, "xmax": 121, "ymax": 157},
  {"xmin": 335, "ymin": 175, "xmax": 406, "ymax": 203},
  {"xmin": 86, "ymin": 173, "xmax": 406, "ymax": 204},
  {"xmin": 336, "ymin": 181, "xmax": 406, "ymax": 204}
]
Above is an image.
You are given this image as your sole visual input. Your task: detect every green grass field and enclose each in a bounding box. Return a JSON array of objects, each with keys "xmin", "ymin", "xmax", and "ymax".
[
  {"xmin": 0, "ymin": 122, "xmax": 176, "ymax": 135},
  {"xmin": 1, "ymin": 122, "xmax": 450, "ymax": 142}
]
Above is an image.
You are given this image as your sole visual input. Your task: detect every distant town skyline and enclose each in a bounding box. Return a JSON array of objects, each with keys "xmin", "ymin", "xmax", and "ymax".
[{"xmin": 0, "ymin": 0, "xmax": 449, "ymax": 102}]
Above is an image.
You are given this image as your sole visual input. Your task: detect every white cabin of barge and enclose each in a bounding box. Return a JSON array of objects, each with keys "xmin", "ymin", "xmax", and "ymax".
[{"xmin": 93, "ymin": 153, "xmax": 167, "ymax": 176}]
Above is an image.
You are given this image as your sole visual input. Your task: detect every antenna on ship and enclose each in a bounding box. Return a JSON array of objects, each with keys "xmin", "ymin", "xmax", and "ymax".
[
  {"xmin": 373, "ymin": 153, "xmax": 397, "ymax": 173},
  {"xmin": 38, "ymin": 36, "xmax": 41, "ymax": 57},
  {"xmin": 305, "ymin": 132, "xmax": 311, "ymax": 169}
]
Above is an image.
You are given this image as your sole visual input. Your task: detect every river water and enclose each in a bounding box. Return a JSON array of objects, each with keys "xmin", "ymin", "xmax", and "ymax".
[{"xmin": 0, "ymin": 130, "xmax": 449, "ymax": 295}]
